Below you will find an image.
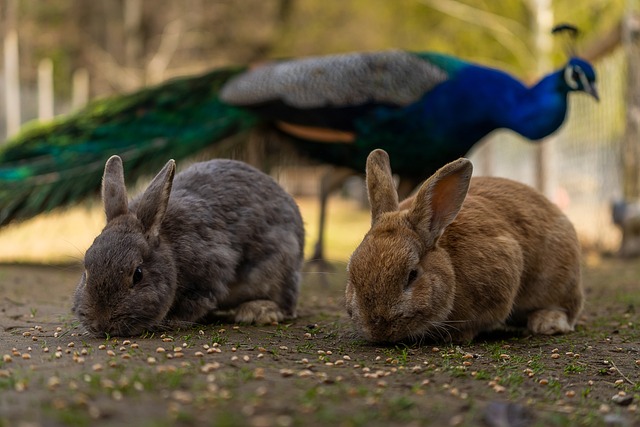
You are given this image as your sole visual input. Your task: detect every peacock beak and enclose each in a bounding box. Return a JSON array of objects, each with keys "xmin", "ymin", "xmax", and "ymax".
[{"xmin": 585, "ymin": 82, "xmax": 599, "ymax": 102}]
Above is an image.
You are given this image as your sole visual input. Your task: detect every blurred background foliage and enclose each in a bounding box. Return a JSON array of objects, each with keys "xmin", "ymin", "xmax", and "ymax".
[{"xmin": 8, "ymin": 0, "xmax": 625, "ymax": 99}]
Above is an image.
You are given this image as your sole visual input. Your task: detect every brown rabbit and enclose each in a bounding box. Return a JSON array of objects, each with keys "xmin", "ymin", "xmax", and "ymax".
[{"xmin": 346, "ymin": 149, "xmax": 583, "ymax": 343}]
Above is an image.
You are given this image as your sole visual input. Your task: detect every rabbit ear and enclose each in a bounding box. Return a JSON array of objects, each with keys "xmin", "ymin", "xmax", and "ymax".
[
  {"xmin": 408, "ymin": 158, "xmax": 473, "ymax": 247},
  {"xmin": 366, "ymin": 149, "xmax": 399, "ymax": 225},
  {"xmin": 102, "ymin": 155, "xmax": 129, "ymax": 222},
  {"xmin": 136, "ymin": 159, "xmax": 176, "ymax": 238}
]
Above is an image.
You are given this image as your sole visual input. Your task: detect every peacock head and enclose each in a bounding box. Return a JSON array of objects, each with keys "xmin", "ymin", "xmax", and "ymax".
[{"xmin": 563, "ymin": 58, "xmax": 598, "ymax": 101}]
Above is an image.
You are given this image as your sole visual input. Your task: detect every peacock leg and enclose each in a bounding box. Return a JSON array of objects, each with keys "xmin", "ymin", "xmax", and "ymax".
[{"xmin": 307, "ymin": 166, "xmax": 358, "ymax": 271}]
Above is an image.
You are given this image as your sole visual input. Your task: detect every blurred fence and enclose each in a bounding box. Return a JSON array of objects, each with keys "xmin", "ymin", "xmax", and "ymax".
[{"xmin": 470, "ymin": 48, "xmax": 626, "ymax": 251}]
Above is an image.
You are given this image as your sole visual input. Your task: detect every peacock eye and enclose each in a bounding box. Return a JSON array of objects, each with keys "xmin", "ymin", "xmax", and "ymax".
[
  {"xmin": 132, "ymin": 266, "xmax": 143, "ymax": 285},
  {"xmin": 406, "ymin": 269, "xmax": 418, "ymax": 289},
  {"xmin": 571, "ymin": 69, "xmax": 580, "ymax": 82}
]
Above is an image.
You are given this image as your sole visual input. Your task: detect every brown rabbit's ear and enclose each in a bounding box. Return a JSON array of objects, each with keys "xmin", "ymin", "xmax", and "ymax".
[
  {"xmin": 366, "ymin": 149, "xmax": 399, "ymax": 225},
  {"xmin": 408, "ymin": 158, "xmax": 473, "ymax": 247},
  {"xmin": 136, "ymin": 159, "xmax": 176, "ymax": 238},
  {"xmin": 102, "ymin": 155, "xmax": 129, "ymax": 222}
]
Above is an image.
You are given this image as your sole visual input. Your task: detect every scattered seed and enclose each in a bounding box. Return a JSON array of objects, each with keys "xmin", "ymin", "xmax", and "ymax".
[
  {"xmin": 171, "ymin": 390, "xmax": 193, "ymax": 404},
  {"xmin": 98, "ymin": 345, "xmax": 106, "ymax": 350},
  {"xmin": 565, "ymin": 390, "xmax": 576, "ymax": 398},
  {"xmin": 156, "ymin": 347, "xmax": 166, "ymax": 353},
  {"xmin": 539, "ymin": 379, "xmax": 549, "ymax": 385},
  {"xmin": 106, "ymin": 350, "xmax": 116, "ymax": 357},
  {"xmin": 615, "ymin": 379, "xmax": 624, "ymax": 386},
  {"xmin": 243, "ymin": 355, "xmax": 250, "ymax": 362},
  {"xmin": 257, "ymin": 354, "xmax": 264, "ymax": 359},
  {"xmin": 21, "ymin": 353, "xmax": 31, "ymax": 360},
  {"xmin": 254, "ymin": 368, "xmax": 265, "ymax": 379},
  {"xmin": 551, "ymin": 354, "xmax": 560, "ymax": 359},
  {"xmin": 201, "ymin": 362, "xmax": 221, "ymax": 373},
  {"xmin": 298, "ymin": 369, "xmax": 314, "ymax": 378},
  {"xmin": 67, "ymin": 342, "xmax": 75, "ymax": 348},
  {"xmin": 22, "ymin": 332, "xmax": 31, "ymax": 337},
  {"xmin": 194, "ymin": 352, "xmax": 204, "ymax": 358},
  {"xmin": 279, "ymin": 369, "xmax": 294, "ymax": 377},
  {"xmin": 3, "ymin": 355, "xmax": 12, "ymax": 363},
  {"xmin": 146, "ymin": 357, "xmax": 157, "ymax": 365},
  {"xmin": 122, "ymin": 340, "xmax": 131, "ymax": 345},
  {"xmin": 47, "ymin": 376, "xmax": 60, "ymax": 389}
]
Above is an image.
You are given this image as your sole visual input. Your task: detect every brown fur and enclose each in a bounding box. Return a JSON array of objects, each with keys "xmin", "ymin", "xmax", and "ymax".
[{"xmin": 346, "ymin": 149, "xmax": 583, "ymax": 343}]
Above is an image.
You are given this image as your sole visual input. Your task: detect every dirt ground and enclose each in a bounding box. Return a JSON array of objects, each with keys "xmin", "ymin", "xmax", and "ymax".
[{"xmin": 0, "ymin": 255, "xmax": 639, "ymax": 427}]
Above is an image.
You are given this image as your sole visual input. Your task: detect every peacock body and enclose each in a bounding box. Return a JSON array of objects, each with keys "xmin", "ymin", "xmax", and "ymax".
[{"xmin": 0, "ymin": 50, "xmax": 598, "ymax": 228}]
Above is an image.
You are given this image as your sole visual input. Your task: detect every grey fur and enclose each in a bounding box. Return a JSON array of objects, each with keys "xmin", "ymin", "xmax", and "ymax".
[
  {"xmin": 73, "ymin": 156, "xmax": 304, "ymax": 337},
  {"xmin": 220, "ymin": 50, "xmax": 448, "ymax": 108}
]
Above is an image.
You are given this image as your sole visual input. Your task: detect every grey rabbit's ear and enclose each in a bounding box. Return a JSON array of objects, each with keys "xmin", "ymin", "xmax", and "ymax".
[
  {"xmin": 102, "ymin": 155, "xmax": 129, "ymax": 222},
  {"xmin": 366, "ymin": 149, "xmax": 399, "ymax": 225},
  {"xmin": 136, "ymin": 159, "xmax": 176, "ymax": 238},
  {"xmin": 408, "ymin": 158, "xmax": 472, "ymax": 247}
]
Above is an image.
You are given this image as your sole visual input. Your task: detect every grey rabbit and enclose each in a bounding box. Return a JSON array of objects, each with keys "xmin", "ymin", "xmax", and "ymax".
[{"xmin": 73, "ymin": 155, "xmax": 304, "ymax": 337}]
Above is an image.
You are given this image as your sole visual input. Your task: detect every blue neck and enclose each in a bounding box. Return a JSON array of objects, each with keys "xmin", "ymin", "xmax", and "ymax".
[{"xmin": 498, "ymin": 69, "xmax": 570, "ymax": 140}]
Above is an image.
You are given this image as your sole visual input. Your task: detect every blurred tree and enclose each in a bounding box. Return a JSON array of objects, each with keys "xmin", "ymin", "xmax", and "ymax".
[{"xmin": 4, "ymin": 0, "xmax": 626, "ymax": 100}]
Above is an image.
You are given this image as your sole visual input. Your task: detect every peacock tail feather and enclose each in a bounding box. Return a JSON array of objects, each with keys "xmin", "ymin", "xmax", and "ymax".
[{"xmin": 0, "ymin": 66, "xmax": 258, "ymax": 226}]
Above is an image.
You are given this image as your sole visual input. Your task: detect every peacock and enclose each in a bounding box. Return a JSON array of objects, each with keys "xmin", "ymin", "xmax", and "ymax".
[{"xmin": 0, "ymin": 48, "xmax": 598, "ymax": 264}]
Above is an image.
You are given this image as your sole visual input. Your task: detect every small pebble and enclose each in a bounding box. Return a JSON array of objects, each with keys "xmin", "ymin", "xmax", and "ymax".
[{"xmin": 612, "ymin": 394, "xmax": 634, "ymax": 406}]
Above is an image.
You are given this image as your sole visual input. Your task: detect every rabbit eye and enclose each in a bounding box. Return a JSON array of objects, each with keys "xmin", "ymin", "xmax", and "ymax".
[
  {"xmin": 406, "ymin": 269, "xmax": 418, "ymax": 289},
  {"xmin": 132, "ymin": 266, "xmax": 143, "ymax": 285}
]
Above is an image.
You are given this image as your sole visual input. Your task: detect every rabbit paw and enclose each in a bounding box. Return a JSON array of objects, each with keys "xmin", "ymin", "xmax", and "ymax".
[
  {"xmin": 527, "ymin": 309, "xmax": 573, "ymax": 335},
  {"xmin": 234, "ymin": 300, "xmax": 285, "ymax": 325}
]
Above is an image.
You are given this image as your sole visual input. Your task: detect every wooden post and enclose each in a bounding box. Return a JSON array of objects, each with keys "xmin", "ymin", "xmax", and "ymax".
[
  {"xmin": 530, "ymin": 0, "xmax": 554, "ymax": 197},
  {"xmin": 617, "ymin": 7, "xmax": 640, "ymax": 257},
  {"xmin": 4, "ymin": 29, "xmax": 20, "ymax": 138},
  {"xmin": 72, "ymin": 68, "xmax": 90, "ymax": 110},
  {"xmin": 623, "ymin": 12, "xmax": 640, "ymax": 202},
  {"xmin": 38, "ymin": 58, "xmax": 54, "ymax": 121}
]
